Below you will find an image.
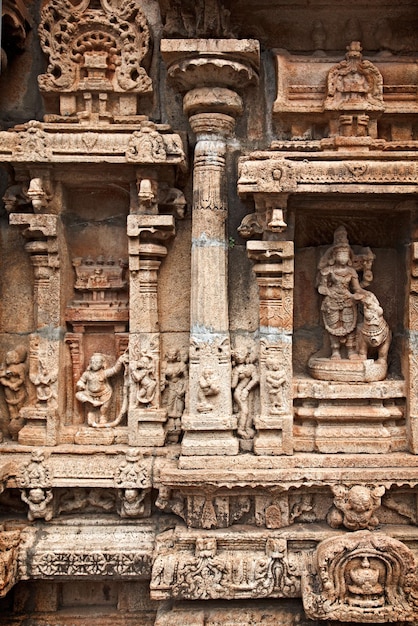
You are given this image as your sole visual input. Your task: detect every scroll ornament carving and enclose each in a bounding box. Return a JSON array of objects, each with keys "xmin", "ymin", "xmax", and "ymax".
[
  {"xmin": 326, "ymin": 485, "xmax": 385, "ymax": 531},
  {"xmin": 31, "ymin": 550, "xmax": 150, "ymax": 578},
  {"xmin": 190, "ymin": 337, "xmax": 230, "ymax": 365},
  {"xmin": 0, "ymin": 527, "xmax": 21, "ymax": 597},
  {"xmin": 0, "ymin": 345, "xmax": 28, "ymax": 440},
  {"xmin": 17, "ymin": 450, "xmax": 54, "ymax": 522},
  {"xmin": 303, "ymin": 531, "xmax": 418, "ymax": 622},
  {"xmin": 151, "ymin": 533, "xmax": 298, "ymax": 600},
  {"xmin": 38, "ymin": 0, "xmax": 152, "ymax": 95}
]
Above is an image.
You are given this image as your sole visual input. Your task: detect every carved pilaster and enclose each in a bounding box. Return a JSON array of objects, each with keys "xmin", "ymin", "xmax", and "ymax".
[
  {"xmin": 407, "ymin": 242, "xmax": 418, "ymax": 453},
  {"xmin": 9, "ymin": 213, "xmax": 61, "ymax": 445},
  {"xmin": 127, "ymin": 213, "xmax": 175, "ymax": 446},
  {"xmin": 161, "ymin": 39, "xmax": 260, "ymax": 458},
  {"xmin": 247, "ymin": 241, "xmax": 294, "ymax": 455}
]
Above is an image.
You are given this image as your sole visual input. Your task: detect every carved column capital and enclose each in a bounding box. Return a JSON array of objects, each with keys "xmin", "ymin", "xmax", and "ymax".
[{"xmin": 161, "ymin": 38, "xmax": 259, "ymax": 120}]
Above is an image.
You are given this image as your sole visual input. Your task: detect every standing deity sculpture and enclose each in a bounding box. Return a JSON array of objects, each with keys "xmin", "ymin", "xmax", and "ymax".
[
  {"xmin": 0, "ymin": 346, "xmax": 28, "ymax": 440},
  {"xmin": 161, "ymin": 348, "xmax": 188, "ymax": 443},
  {"xmin": 231, "ymin": 344, "xmax": 259, "ymax": 440},
  {"xmin": 76, "ymin": 353, "xmax": 125, "ymax": 427},
  {"xmin": 309, "ymin": 226, "xmax": 391, "ymax": 382},
  {"xmin": 317, "ymin": 226, "xmax": 367, "ymax": 361}
]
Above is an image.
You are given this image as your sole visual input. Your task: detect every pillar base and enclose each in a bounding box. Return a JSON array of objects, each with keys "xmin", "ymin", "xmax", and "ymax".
[
  {"xmin": 128, "ymin": 408, "xmax": 167, "ymax": 446},
  {"xmin": 253, "ymin": 414, "xmax": 293, "ymax": 455},
  {"xmin": 18, "ymin": 408, "xmax": 58, "ymax": 446},
  {"xmin": 180, "ymin": 430, "xmax": 239, "ymax": 459}
]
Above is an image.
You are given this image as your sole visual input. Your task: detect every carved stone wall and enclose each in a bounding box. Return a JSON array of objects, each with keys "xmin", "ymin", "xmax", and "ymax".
[{"xmin": 0, "ymin": 1, "xmax": 418, "ymax": 624}]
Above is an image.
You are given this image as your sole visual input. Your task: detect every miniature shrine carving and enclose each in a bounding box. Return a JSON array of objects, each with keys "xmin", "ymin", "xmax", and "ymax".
[{"xmin": 38, "ymin": 0, "xmax": 152, "ymax": 121}]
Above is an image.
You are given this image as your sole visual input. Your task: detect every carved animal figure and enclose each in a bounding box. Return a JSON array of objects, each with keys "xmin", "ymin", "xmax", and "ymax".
[{"xmin": 357, "ymin": 292, "xmax": 391, "ymax": 364}]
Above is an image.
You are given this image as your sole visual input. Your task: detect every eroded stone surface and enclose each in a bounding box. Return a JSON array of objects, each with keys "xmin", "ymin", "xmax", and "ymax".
[{"xmin": 0, "ymin": 0, "xmax": 418, "ymax": 624}]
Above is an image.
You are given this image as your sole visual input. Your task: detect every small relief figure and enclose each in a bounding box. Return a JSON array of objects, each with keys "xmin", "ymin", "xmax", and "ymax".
[
  {"xmin": 20, "ymin": 487, "xmax": 54, "ymax": 521},
  {"xmin": 357, "ymin": 291, "xmax": 391, "ymax": 364},
  {"xmin": 231, "ymin": 345, "xmax": 259, "ymax": 440},
  {"xmin": 130, "ymin": 353, "xmax": 157, "ymax": 407},
  {"xmin": 161, "ymin": 348, "xmax": 188, "ymax": 443},
  {"xmin": 197, "ymin": 367, "xmax": 220, "ymax": 413},
  {"xmin": 347, "ymin": 557, "xmax": 384, "ymax": 607},
  {"xmin": 317, "ymin": 227, "xmax": 368, "ymax": 361},
  {"xmin": 265, "ymin": 357, "xmax": 287, "ymax": 414},
  {"xmin": 31, "ymin": 361, "xmax": 58, "ymax": 408},
  {"xmin": 327, "ymin": 484, "xmax": 385, "ymax": 531},
  {"xmin": 0, "ymin": 346, "xmax": 28, "ymax": 440},
  {"xmin": 76, "ymin": 353, "xmax": 125, "ymax": 427},
  {"xmin": 117, "ymin": 488, "xmax": 146, "ymax": 518}
]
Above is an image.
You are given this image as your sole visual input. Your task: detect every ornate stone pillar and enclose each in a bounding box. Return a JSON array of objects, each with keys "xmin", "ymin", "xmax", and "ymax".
[
  {"xmin": 127, "ymin": 212, "xmax": 175, "ymax": 446},
  {"xmin": 161, "ymin": 40, "xmax": 260, "ymax": 456},
  {"xmin": 9, "ymin": 211, "xmax": 61, "ymax": 445},
  {"xmin": 247, "ymin": 239, "xmax": 294, "ymax": 455}
]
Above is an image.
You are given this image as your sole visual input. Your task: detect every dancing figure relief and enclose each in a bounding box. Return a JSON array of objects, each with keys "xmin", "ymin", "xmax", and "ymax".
[{"xmin": 76, "ymin": 353, "xmax": 125, "ymax": 427}]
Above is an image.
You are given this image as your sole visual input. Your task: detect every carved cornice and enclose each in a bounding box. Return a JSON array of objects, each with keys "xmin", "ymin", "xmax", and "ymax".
[
  {"xmin": 238, "ymin": 151, "xmax": 418, "ymax": 197},
  {"xmin": 0, "ymin": 121, "xmax": 187, "ymax": 168}
]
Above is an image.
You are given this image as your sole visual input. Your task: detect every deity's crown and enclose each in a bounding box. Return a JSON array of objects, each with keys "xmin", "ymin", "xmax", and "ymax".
[{"xmin": 333, "ymin": 225, "xmax": 350, "ymax": 248}]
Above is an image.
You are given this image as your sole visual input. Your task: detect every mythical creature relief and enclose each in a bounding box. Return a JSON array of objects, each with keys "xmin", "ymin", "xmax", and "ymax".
[
  {"xmin": 17, "ymin": 450, "xmax": 54, "ymax": 521},
  {"xmin": 327, "ymin": 485, "xmax": 385, "ymax": 531},
  {"xmin": 114, "ymin": 449, "xmax": 151, "ymax": 518},
  {"xmin": 309, "ymin": 225, "xmax": 391, "ymax": 382}
]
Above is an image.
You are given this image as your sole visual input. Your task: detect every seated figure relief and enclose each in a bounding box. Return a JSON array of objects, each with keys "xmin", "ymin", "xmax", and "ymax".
[{"xmin": 309, "ymin": 226, "xmax": 391, "ymax": 382}]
